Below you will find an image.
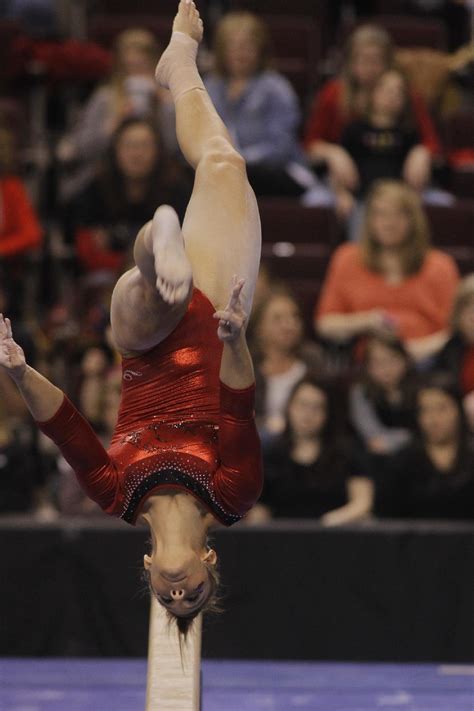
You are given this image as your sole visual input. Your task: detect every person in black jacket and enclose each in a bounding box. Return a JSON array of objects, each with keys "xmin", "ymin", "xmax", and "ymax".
[
  {"xmin": 376, "ymin": 372, "xmax": 474, "ymax": 520},
  {"xmin": 261, "ymin": 377, "xmax": 373, "ymax": 524}
]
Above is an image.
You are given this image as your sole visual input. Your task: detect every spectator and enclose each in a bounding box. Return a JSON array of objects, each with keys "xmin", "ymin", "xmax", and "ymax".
[
  {"xmin": 315, "ymin": 180, "xmax": 459, "ymax": 362},
  {"xmin": 433, "ymin": 274, "xmax": 474, "ymax": 397},
  {"xmin": 65, "ymin": 117, "xmax": 190, "ymax": 275},
  {"xmin": 205, "ymin": 12, "xmax": 322, "ymax": 198},
  {"xmin": 335, "ymin": 68, "xmax": 431, "ymax": 218},
  {"xmin": 0, "ymin": 125, "xmax": 43, "ymax": 319},
  {"xmin": 56, "ymin": 347, "xmax": 121, "ymax": 517},
  {"xmin": 349, "ymin": 333, "xmax": 415, "ymax": 457},
  {"xmin": 376, "ymin": 372, "xmax": 474, "ymax": 519},
  {"xmin": 57, "ymin": 28, "xmax": 177, "ymax": 199},
  {"xmin": 304, "ymin": 25, "xmax": 440, "ymax": 191},
  {"xmin": 251, "ymin": 288, "xmax": 325, "ymax": 437},
  {"xmin": 261, "ymin": 377, "xmax": 373, "ymax": 524}
]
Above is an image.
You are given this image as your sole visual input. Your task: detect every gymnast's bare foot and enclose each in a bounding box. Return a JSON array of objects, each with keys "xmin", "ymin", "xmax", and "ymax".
[
  {"xmin": 147, "ymin": 205, "xmax": 192, "ymax": 305},
  {"xmin": 155, "ymin": 0, "xmax": 204, "ymax": 89}
]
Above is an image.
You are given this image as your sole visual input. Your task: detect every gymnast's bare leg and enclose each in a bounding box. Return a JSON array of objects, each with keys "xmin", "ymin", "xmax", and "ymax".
[{"xmin": 110, "ymin": 0, "xmax": 261, "ymax": 356}]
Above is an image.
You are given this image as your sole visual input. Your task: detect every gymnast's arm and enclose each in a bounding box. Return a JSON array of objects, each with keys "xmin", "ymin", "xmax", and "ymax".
[
  {"xmin": 211, "ymin": 279, "xmax": 263, "ymax": 514},
  {"xmin": 0, "ymin": 314, "xmax": 117, "ymax": 509}
]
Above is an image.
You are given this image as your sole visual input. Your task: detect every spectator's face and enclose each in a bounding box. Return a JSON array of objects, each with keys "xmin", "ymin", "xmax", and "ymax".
[
  {"xmin": 115, "ymin": 124, "xmax": 158, "ymax": 179},
  {"xmin": 258, "ymin": 296, "xmax": 303, "ymax": 354},
  {"xmin": 81, "ymin": 347, "xmax": 108, "ymax": 377},
  {"xmin": 458, "ymin": 296, "xmax": 474, "ymax": 345},
  {"xmin": 366, "ymin": 342, "xmax": 407, "ymax": 391},
  {"xmin": 288, "ymin": 384, "xmax": 327, "ymax": 439},
  {"xmin": 418, "ymin": 389, "xmax": 460, "ymax": 445},
  {"xmin": 369, "ymin": 196, "xmax": 411, "ymax": 248},
  {"xmin": 120, "ymin": 46, "xmax": 154, "ymax": 77},
  {"xmin": 225, "ymin": 28, "xmax": 260, "ymax": 79},
  {"xmin": 351, "ymin": 43, "xmax": 387, "ymax": 88},
  {"xmin": 372, "ymin": 72, "xmax": 406, "ymax": 118}
]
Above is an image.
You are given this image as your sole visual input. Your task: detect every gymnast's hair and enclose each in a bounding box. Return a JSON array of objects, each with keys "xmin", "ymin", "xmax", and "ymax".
[{"xmin": 142, "ymin": 552, "xmax": 223, "ymax": 640}]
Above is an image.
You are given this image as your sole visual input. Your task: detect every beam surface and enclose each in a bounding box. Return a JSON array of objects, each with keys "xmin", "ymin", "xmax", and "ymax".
[{"xmin": 146, "ymin": 596, "xmax": 202, "ymax": 710}]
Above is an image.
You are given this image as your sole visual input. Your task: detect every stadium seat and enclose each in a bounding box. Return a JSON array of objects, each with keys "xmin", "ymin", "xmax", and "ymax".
[
  {"xmin": 258, "ymin": 200, "xmax": 341, "ymax": 247},
  {"xmin": 92, "ymin": 0, "xmax": 207, "ymax": 16},
  {"xmin": 88, "ymin": 15, "xmax": 171, "ymax": 48},
  {"xmin": 425, "ymin": 201, "xmax": 474, "ymax": 275},
  {"xmin": 341, "ymin": 15, "xmax": 448, "ymax": 50}
]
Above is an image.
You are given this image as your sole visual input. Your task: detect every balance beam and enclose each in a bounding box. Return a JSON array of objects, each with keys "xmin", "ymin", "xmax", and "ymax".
[{"xmin": 146, "ymin": 596, "xmax": 202, "ymax": 710}]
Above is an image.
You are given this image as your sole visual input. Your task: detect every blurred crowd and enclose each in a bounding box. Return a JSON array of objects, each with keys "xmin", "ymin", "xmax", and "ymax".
[{"xmin": 0, "ymin": 0, "xmax": 473, "ymax": 524}]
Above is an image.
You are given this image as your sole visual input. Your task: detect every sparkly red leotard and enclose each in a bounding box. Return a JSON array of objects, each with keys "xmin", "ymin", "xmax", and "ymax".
[{"xmin": 37, "ymin": 289, "xmax": 263, "ymax": 526}]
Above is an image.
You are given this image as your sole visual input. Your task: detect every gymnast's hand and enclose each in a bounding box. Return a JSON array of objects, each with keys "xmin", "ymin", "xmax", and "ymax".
[
  {"xmin": 0, "ymin": 314, "xmax": 26, "ymax": 381},
  {"xmin": 213, "ymin": 276, "xmax": 247, "ymax": 344}
]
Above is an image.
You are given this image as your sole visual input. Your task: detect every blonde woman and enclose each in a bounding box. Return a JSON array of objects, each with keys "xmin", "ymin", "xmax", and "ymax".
[
  {"xmin": 304, "ymin": 25, "xmax": 440, "ymax": 191},
  {"xmin": 204, "ymin": 12, "xmax": 319, "ymax": 197},
  {"xmin": 315, "ymin": 180, "xmax": 459, "ymax": 362},
  {"xmin": 57, "ymin": 28, "xmax": 177, "ymax": 198}
]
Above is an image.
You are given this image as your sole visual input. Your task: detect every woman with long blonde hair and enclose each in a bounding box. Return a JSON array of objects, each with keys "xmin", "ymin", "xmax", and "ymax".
[{"xmin": 315, "ymin": 180, "xmax": 459, "ymax": 362}]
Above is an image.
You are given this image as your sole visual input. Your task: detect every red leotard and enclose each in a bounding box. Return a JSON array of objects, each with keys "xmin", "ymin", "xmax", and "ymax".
[{"xmin": 37, "ymin": 289, "xmax": 263, "ymax": 526}]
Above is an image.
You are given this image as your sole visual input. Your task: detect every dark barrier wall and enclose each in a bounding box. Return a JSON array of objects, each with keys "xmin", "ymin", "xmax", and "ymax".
[{"xmin": 1, "ymin": 518, "xmax": 473, "ymax": 662}]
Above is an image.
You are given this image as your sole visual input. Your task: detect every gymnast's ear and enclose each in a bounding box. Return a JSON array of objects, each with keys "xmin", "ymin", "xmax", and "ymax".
[
  {"xmin": 143, "ymin": 554, "xmax": 153, "ymax": 570},
  {"xmin": 203, "ymin": 548, "xmax": 217, "ymax": 566}
]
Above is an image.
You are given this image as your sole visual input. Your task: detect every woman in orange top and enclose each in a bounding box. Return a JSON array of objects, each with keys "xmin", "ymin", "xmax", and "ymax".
[{"xmin": 315, "ymin": 180, "xmax": 459, "ymax": 362}]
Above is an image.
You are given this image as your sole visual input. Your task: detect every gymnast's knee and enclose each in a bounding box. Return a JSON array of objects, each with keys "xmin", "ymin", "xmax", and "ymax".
[{"xmin": 199, "ymin": 136, "xmax": 246, "ymax": 178}]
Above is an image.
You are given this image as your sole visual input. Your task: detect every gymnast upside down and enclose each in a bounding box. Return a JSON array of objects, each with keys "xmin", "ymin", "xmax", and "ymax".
[{"xmin": 0, "ymin": 0, "xmax": 262, "ymax": 631}]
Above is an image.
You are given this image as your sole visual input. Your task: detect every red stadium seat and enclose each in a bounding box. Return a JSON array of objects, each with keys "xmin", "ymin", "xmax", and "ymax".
[
  {"xmin": 228, "ymin": 0, "xmax": 322, "ymax": 16},
  {"xmin": 341, "ymin": 15, "xmax": 448, "ymax": 50},
  {"xmin": 89, "ymin": 15, "xmax": 171, "ymax": 48},
  {"xmin": 450, "ymin": 171, "xmax": 474, "ymax": 201},
  {"xmin": 258, "ymin": 200, "xmax": 341, "ymax": 247},
  {"xmin": 443, "ymin": 111, "xmax": 474, "ymax": 152},
  {"xmin": 92, "ymin": 0, "xmax": 207, "ymax": 16},
  {"xmin": 425, "ymin": 201, "xmax": 474, "ymax": 247},
  {"xmin": 425, "ymin": 201, "xmax": 474, "ymax": 275}
]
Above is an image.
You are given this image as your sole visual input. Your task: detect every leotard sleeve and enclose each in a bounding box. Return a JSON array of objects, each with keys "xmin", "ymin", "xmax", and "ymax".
[
  {"xmin": 37, "ymin": 395, "xmax": 118, "ymax": 512},
  {"xmin": 212, "ymin": 382, "xmax": 263, "ymax": 516}
]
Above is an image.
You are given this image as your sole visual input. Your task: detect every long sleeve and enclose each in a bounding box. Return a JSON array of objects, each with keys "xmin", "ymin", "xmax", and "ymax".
[
  {"xmin": 37, "ymin": 395, "xmax": 118, "ymax": 512},
  {"xmin": 239, "ymin": 75, "xmax": 302, "ymax": 167},
  {"xmin": 68, "ymin": 86, "xmax": 113, "ymax": 159},
  {"xmin": 349, "ymin": 384, "xmax": 411, "ymax": 453},
  {"xmin": 0, "ymin": 178, "xmax": 43, "ymax": 257},
  {"xmin": 212, "ymin": 382, "xmax": 263, "ymax": 516}
]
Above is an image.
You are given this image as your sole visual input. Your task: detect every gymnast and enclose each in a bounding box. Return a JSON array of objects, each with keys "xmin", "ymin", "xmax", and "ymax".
[{"xmin": 0, "ymin": 0, "xmax": 263, "ymax": 634}]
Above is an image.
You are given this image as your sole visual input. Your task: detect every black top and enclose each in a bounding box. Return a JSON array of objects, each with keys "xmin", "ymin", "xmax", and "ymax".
[
  {"xmin": 341, "ymin": 119, "xmax": 420, "ymax": 197},
  {"xmin": 262, "ymin": 438, "xmax": 361, "ymax": 519},
  {"xmin": 63, "ymin": 176, "xmax": 190, "ymax": 248},
  {"xmin": 375, "ymin": 439, "xmax": 474, "ymax": 520},
  {"xmin": 433, "ymin": 332, "xmax": 473, "ymax": 395}
]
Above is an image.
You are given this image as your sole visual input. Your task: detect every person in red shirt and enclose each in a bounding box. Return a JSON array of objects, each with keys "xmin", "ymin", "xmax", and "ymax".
[
  {"xmin": 0, "ymin": 125, "xmax": 43, "ymax": 317},
  {"xmin": 0, "ymin": 1, "xmax": 262, "ymax": 636},
  {"xmin": 304, "ymin": 25, "xmax": 440, "ymax": 192}
]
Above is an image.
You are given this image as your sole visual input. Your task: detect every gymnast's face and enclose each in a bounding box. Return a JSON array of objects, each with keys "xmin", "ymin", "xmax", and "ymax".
[{"xmin": 144, "ymin": 548, "xmax": 217, "ymax": 617}]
